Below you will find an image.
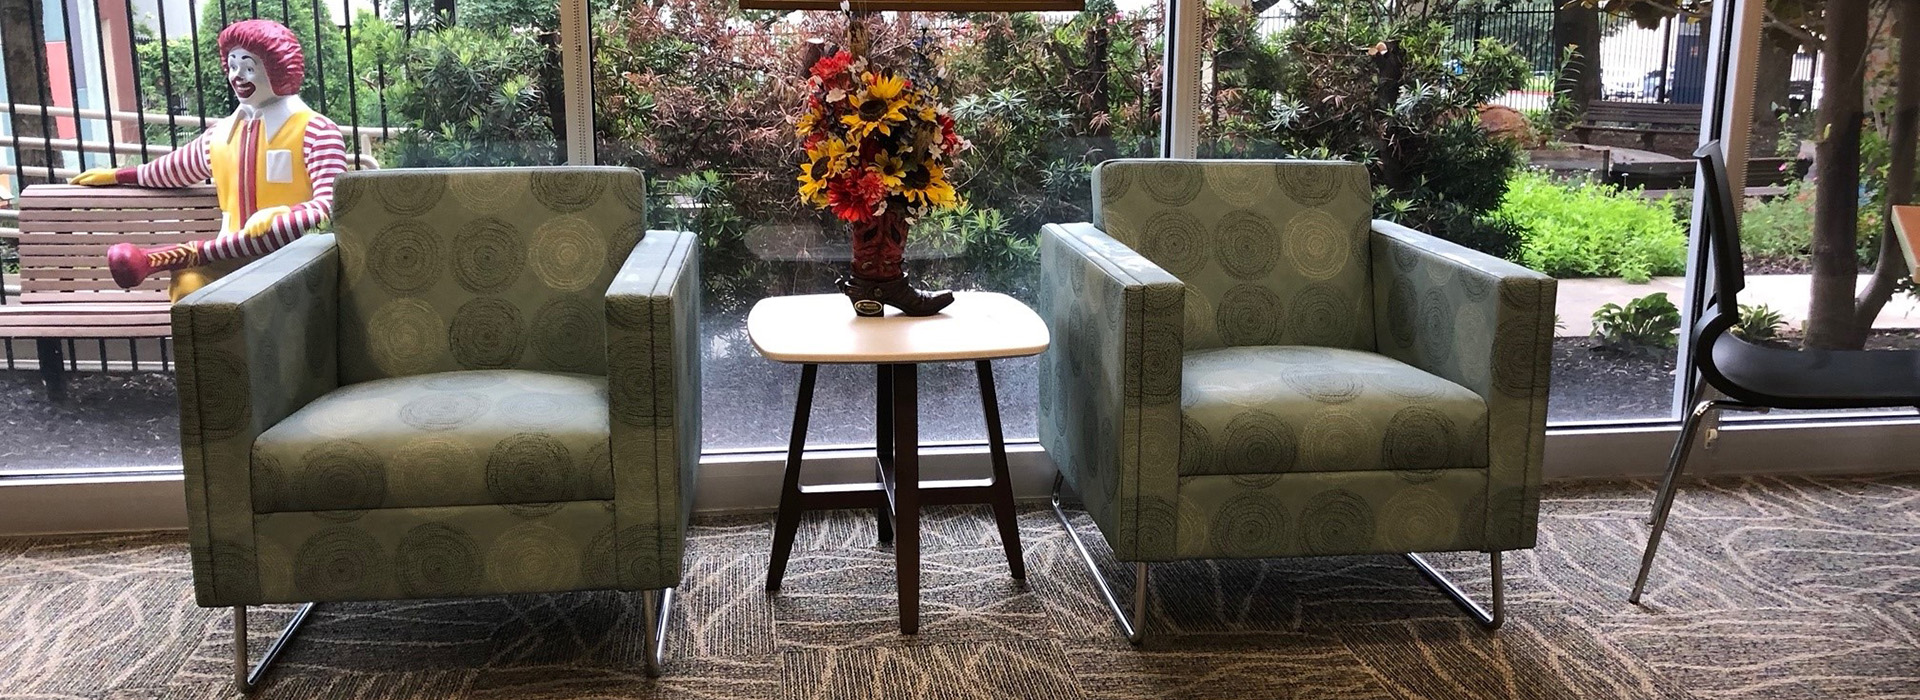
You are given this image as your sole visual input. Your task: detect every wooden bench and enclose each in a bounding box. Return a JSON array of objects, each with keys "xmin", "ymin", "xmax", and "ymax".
[
  {"xmin": 0, "ymin": 184, "xmax": 219, "ymax": 400},
  {"xmin": 1573, "ymin": 101, "xmax": 1701, "ymax": 148}
]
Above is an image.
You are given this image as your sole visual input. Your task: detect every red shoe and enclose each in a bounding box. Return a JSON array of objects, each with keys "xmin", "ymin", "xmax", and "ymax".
[{"xmin": 107, "ymin": 242, "xmax": 198, "ymax": 289}]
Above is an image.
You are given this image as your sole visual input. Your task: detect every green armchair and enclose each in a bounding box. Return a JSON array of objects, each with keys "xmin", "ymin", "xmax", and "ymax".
[
  {"xmin": 1039, "ymin": 159, "xmax": 1554, "ymax": 641},
  {"xmin": 172, "ymin": 167, "xmax": 701, "ymax": 689}
]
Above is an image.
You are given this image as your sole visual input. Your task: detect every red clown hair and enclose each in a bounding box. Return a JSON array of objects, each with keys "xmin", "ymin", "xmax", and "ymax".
[{"xmin": 217, "ymin": 20, "xmax": 305, "ymax": 97}]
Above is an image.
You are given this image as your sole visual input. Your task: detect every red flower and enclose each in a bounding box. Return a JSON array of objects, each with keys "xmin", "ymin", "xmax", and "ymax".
[
  {"xmin": 827, "ymin": 171, "xmax": 887, "ymax": 224},
  {"xmin": 811, "ymin": 50, "xmax": 853, "ymax": 83}
]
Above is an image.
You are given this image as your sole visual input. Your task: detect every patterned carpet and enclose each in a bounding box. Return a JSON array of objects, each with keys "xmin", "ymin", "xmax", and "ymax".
[{"xmin": 2, "ymin": 474, "xmax": 1917, "ymax": 699}]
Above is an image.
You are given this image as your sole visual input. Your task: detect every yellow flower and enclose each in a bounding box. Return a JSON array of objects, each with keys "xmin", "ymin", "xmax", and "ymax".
[
  {"xmin": 867, "ymin": 72, "xmax": 907, "ymax": 100},
  {"xmin": 797, "ymin": 161, "xmax": 831, "ymax": 207},
  {"xmin": 795, "ymin": 110, "xmax": 820, "ymax": 137},
  {"xmin": 872, "ymin": 152, "xmax": 907, "ymax": 188},
  {"xmin": 806, "ymin": 137, "xmax": 852, "ymax": 175},
  {"xmin": 901, "ymin": 164, "xmax": 958, "ymax": 209},
  {"xmin": 840, "ymin": 73, "xmax": 911, "ymax": 140}
]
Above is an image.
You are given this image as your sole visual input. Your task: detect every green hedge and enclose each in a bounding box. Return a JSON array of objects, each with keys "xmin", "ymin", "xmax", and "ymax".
[{"xmin": 1500, "ymin": 170, "xmax": 1687, "ymax": 283}]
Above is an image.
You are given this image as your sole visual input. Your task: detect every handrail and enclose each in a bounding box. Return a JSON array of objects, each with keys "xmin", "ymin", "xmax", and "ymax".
[{"xmin": 1, "ymin": 101, "xmax": 405, "ymax": 140}]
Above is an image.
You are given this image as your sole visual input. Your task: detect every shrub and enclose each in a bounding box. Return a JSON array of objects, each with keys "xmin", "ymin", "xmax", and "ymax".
[
  {"xmin": 1241, "ymin": 0, "xmax": 1531, "ymax": 257},
  {"xmin": 1591, "ymin": 292, "xmax": 1681, "ymax": 354},
  {"xmin": 362, "ymin": 20, "xmax": 559, "ymax": 167},
  {"xmin": 1741, "ymin": 181, "xmax": 1879, "ymax": 267},
  {"xmin": 1500, "ymin": 170, "xmax": 1686, "ymax": 283},
  {"xmin": 1734, "ymin": 303, "xmax": 1786, "ymax": 341}
]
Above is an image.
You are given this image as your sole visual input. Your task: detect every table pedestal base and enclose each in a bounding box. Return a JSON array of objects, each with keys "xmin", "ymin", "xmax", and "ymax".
[{"xmin": 765, "ymin": 361, "xmax": 1025, "ymax": 635}]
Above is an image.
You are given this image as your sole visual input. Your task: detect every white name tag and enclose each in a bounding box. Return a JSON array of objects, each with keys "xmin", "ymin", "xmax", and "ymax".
[{"xmin": 265, "ymin": 149, "xmax": 294, "ymax": 183}]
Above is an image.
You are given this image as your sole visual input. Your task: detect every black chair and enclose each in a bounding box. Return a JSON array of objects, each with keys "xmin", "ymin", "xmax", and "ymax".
[{"xmin": 1630, "ymin": 141, "xmax": 1920, "ymax": 603}]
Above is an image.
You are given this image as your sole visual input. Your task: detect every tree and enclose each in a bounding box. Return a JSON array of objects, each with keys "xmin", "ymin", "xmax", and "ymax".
[
  {"xmin": 1, "ymin": 0, "xmax": 52, "ymax": 183},
  {"xmin": 1553, "ymin": 2, "xmax": 1604, "ymax": 112}
]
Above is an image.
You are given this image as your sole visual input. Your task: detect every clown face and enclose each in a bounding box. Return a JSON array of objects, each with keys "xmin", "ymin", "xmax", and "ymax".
[{"xmin": 225, "ymin": 47, "xmax": 280, "ymax": 108}]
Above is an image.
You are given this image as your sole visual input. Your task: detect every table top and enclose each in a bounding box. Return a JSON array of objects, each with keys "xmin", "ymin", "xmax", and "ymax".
[{"xmin": 747, "ymin": 292, "xmax": 1050, "ymax": 364}]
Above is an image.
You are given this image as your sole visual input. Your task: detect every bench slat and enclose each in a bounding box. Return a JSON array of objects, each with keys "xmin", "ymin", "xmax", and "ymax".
[
  {"xmin": 0, "ymin": 312, "xmax": 172, "ymax": 327},
  {"xmin": 21, "ymin": 208, "xmax": 223, "ymax": 222},
  {"xmin": 21, "ymin": 219, "xmax": 224, "ymax": 234},
  {"xmin": 21, "ymin": 184, "xmax": 217, "ymax": 200},
  {"xmin": 19, "ymin": 235, "xmax": 225, "ymax": 253},
  {"xmin": 0, "ymin": 324, "xmax": 172, "ymax": 339},
  {"xmin": 17, "ymin": 290, "xmax": 172, "ymax": 303},
  {"xmin": 0, "ymin": 302, "xmax": 172, "ymax": 314}
]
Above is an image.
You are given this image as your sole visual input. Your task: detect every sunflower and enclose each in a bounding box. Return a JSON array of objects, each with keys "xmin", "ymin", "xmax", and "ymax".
[
  {"xmin": 797, "ymin": 159, "xmax": 832, "ymax": 207},
  {"xmin": 806, "ymin": 137, "xmax": 853, "ymax": 176},
  {"xmin": 794, "ymin": 110, "xmax": 820, "ymax": 138},
  {"xmin": 871, "ymin": 151, "xmax": 908, "ymax": 189},
  {"xmin": 839, "ymin": 72, "xmax": 911, "ymax": 140},
  {"xmin": 900, "ymin": 164, "xmax": 958, "ymax": 209}
]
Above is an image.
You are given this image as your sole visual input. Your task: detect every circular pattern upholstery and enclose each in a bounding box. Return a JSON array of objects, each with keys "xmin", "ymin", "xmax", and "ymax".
[
  {"xmin": 486, "ymin": 522, "xmax": 581, "ymax": 591},
  {"xmin": 295, "ymin": 526, "xmax": 387, "ymax": 599},
  {"xmin": 1214, "ymin": 210, "xmax": 1281, "ymax": 281},
  {"xmin": 1284, "ymin": 209, "xmax": 1349, "ymax": 281},
  {"xmin": 1382, "ymin": 406, "xmax": 1457, "ymax": 471},
  {"xmin": 448, "ymin": 170, "xmax": 530, "ymax": 215},
  {"xmin": 1099, "ymin": 163, "xmax": 1132, "ymax": 203},
  {"xmin": 1287, "ymin": 283, "xmax": 1357, "ymax": 348},
  {"xmin": 396, "ymin": 522, "xmax": 483, "ymax": 596},
  {"xmin": 1300, "ymin": 409, "xmax": 1371, "ymax": 469},
  {"xmin": 1221, "ymin": 410, "xmax": 1297, "ymax": 473},
  {"xmin": 1142, "ymin": 163, "xmax": 1204, "ymax": 206},
  {"xmin": 1280, "ymin": 365, "xmax": 1362, "ymax": 404},
  {"xmin": 532, "ymin": 296, "xmax": 604, "ymax": 373},
  {"xmin": 1204, "ymin": 163, "xmax": 1276, "ymax": 207},
  {"xmin": 1210, "ymin": 492, "xmax": 1289, "ymax": 557},
  {"xmin": 367, "ymin": 220, "xmax": 443, "ymax": 294},
  {"xmin": 452, "ymin": 218, "xmax": 527, "ymax": 293},
  {"xmin": 448, "ymin": 298, "xmax": 527, "ymax": 369},
  {"xmin": 486, "ymin": 433, "xmax": 577, "ymax": 503},
  {"xmin": 1140, "ymin": 210, "xmax": 1208, "ymax": 277},
  {"xmin": 530, "ymin": 217, "xmax": 607, "ymax": 292},
  {"xmin": 1278, "ymin": 163, "xmax": 1340, "ymax": 206},
  {"xmin": 1215, "ymin": 284, "xmax": 1284, "ymax": 346},
  {"xmin": 298, "ymin": 441, "xmax": 387, "ymax": 510},
  {"xmin": 375, "ymin": 174, "xmax": 448, "ymax": 217},
  {"xmin": 1299, "ymin": 489, "xmax": 1376, "ymax": 554},
  {"xmin": 1380, "ymin": 486, "xmax": 1456, "ymax": 550},
  {"xmin": 399, "ymin": 391, "xmax": 490, "ymax": 432},
  {"xmin": 531, "ymin": 170, "xmax": 608, "ymax": 213}
]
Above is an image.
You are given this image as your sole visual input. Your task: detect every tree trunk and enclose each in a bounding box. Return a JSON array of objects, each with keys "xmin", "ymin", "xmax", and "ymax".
[
  {"xmin": 1803, "ymin": 0, "xmax": 1872, "ymax": 350},
  {"xmin": 0, "ymin": 0, "xmax": 52, "ymax": 184},
  {"xmin": 1849, "ymin": 0, "xmax": 1920, "ymax": 339},
  {"xmin": 1749, "ymin": 26, "xmax": 1801, "ymax": 158},
  {"xmin": 1552, "ymin": 3, "xmax": 1603, "ymax": 119}
]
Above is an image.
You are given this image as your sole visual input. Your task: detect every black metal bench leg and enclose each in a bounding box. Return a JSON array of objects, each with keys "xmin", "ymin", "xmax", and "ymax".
[{"xmin": 35, "ymin": 338, "xmax": 66, "ymax": 402}]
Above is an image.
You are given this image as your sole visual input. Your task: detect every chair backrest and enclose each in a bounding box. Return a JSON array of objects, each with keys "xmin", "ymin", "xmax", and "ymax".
[
  {"xmin": 1693, "ymin": 140, "xmax": 1745, "ymax": 315},
  {"xmin": 1092, "ymin": 159, "xmax": 1375, "ymax": 352},
  {"xmin": 330, "ymin": 166, "xmax": 649, "ymax": 384}
]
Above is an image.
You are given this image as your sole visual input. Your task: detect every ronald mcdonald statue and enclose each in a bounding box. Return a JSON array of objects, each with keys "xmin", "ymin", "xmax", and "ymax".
[{"xmin": 69, "ymin": 19, "xmax": 347, "ymax": 301}]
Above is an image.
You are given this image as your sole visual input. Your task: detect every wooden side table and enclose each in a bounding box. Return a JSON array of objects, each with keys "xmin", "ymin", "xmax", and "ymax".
[{"xmin": 747, "ymin": 291, "xmax": 1050, "ymax": 634}]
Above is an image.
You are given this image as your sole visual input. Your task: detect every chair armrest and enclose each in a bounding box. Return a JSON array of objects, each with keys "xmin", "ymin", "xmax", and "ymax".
[
  {"xmin": 1038, "ymin": 222, "xmax": 1184, "ymax": 561},
  {"xmin": 172, "ymin": 232, "xmax": 340, "ymax": 606},
  {"xmin": 1369, "ymin": 220, "xmax": 1556, "ymax": 549},
  {"xmin": 605, "ymin": 229, "xmax": 701, "ymax": 590}
]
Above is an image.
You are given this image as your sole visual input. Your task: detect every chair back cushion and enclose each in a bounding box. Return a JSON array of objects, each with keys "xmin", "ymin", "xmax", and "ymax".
[
  {"xmin": 331, "ymin": 167, "xmax": 649, "ymax": 383},
  {"xmin": 1093, "ymin": 159, "xmax": 1375, "ymax": 351}
]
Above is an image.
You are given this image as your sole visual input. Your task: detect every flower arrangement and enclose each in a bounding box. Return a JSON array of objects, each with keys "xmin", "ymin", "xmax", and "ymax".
[{"xmin": 796, "ymin": 49, "xmax": 966, "ymax": 224}]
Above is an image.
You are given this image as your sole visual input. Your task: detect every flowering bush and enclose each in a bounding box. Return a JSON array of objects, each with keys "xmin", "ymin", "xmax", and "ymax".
[{"xmin": 796, "ymin": 50, "xmax": 967, "ymax": 225}]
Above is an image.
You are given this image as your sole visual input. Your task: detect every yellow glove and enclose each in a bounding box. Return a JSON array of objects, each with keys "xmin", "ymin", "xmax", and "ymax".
[
  {"xmin": 241, "ymin": 206, "xmax": 292, "ymax": 238},
  {"xmin": 68, "ymin": 168, "xmax": 120, "ymax": 186}
]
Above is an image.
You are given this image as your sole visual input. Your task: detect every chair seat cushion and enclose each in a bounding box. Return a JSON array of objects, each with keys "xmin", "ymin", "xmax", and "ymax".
[
  {"xmin": 1180, "ymin": 346, "xmax": 1487, "ymax": 476},
  {"xmin": 251, "ymin": 370, "xmax": 613, "ymax": 513}
]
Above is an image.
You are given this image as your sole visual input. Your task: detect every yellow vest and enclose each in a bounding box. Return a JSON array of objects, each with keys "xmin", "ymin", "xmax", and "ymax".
[{"xmin": 171, "ymin": 110, "xmax": 317, "ymax": 300}]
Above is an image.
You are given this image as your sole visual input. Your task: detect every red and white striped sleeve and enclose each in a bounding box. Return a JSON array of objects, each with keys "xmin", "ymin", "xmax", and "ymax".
[
  {"xmin": 264, "ymin": 114, "xmax": 347, "ymax": 240},
  {"xmin": 113, "ymin": 127, "xmax": 215, "ymax": 187}
]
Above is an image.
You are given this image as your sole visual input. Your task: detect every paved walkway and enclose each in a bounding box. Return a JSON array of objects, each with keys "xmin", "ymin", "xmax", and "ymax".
[{"xmin": 1555, "ymin": 273, "xmax": 1920, "ymax": 337}]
